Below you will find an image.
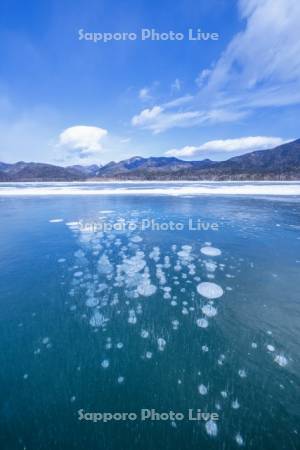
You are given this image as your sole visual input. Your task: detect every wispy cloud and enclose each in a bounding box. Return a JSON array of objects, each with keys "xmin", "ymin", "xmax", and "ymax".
[
  {"xmin": 165, "ymin": 136, "xmax": 290, "ymax": 158},
  {"xmin": 131, "ymin": 105, "xmax": 246, "ymax": 133},
  {"xmin": 132, "ymin": 0, "xmax": 300, "ymax": 133},
  {"xmin": 171, "ymin": 78, "xmax": 181, "ymax": 93},
  {"xmin": 139, "ymin": 87, "xmax": 152, "ymax": 101}
]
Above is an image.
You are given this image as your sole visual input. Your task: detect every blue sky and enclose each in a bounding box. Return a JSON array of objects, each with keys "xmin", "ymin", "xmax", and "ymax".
[{"xmin": 0, "ymin": 0, "xmax": 299, "ymax": 165}]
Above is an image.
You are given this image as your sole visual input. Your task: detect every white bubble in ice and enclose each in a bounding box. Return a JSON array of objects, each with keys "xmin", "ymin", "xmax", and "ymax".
[
  {"xmin": 172, "ymin": 320, "xmax": 179, "ymax": 330},
  {"xmin": 231, "ymin": 399, "xmax": 240, "ymax": 409},
  {"xmin": 238, "ymin": 369, "xmax": 247, "ymax": 378},
  {"xmin": 157, "ymin": 338, "xmax": 166, "ymax": 351},
  {"xmin": 145, "ymin": 351, "xmax": 153, "ymax": 359},
  {"xmin": 141, "ymin": 330, "xmax": 149, "ymax": 339},
  {"xmin": 201, "ymin": 246, "xmax": 221, "ymax": 257},
  {"xmin": 137, "ymin": 282, "xmax": 157, "ymax": 297},
  {"xmin": 202, "ymin": 345, "xmax": 209, "ymax": 352},
  {"xmin": 204, "ymin": 261, "xmax": 217, "ymax": 272},
  {"xmin": 202, "ymin": 304, "xmax": 217, "ymax": 317},
  {"xmin": 196, "ymin": 318, "xmax": 209, "ymax": 328},
  {"xmin": 98, "ymin": 254, "xmax": 113, "ymax": 274},
  {"xmin": 274, "ymin": 354, "xmax": 288, "ymax": 367},
  {"xmin": 251, "ymin": 342, "xmax": 258, "ymax": 349},
  {"xmin": 89, "ymin": 312, "xmax": 106, "ymax": 328},
  {"xmin": 42, "ymin": 337, "xmax": 50, "ymax": 345},
  {"xmin": 267, "ymin": 345, "xmax": 275, "ymax": 352},
  {"xmin": 131, "ymin": 235, "xmax": 143, "ymax": 243},
  {"xmin": 198, "ymin": 384, "xmax": 208, "ymax": 395},
  {"xmin": 58, "ymin": 258, "xmax": 66, "ymax": 263},
  {"xmin": 221, "ymin": 391, "xmax": 228, "ymax": 398},
  {"xmin": 235, "ymin": 433, "xmax": 244, "ymax": 446},
  {"xmin": 49, "ymin": 218, "xmax": 63, "ymax": 223},
  {"xmin": 205, "ymin": 419, "xmax": 218, "ymax": 437},
  {"xmin": 116, "ymin": 342, "xmax": 124, "ymax": 349},
  {"xmin": 197, "ymin": 282, "xmax": 224, "ymax": 299},
  {"xmin": 74, "ymin": 271, "xmax": 83, "ymax": 278},
  {"xmin": 128, "ymin": 310, "xmax": 137, "ymax": 324},
  {"xmin": 86, "ymin": 297, "xmax": 99, "ymax": 307},
  {"xmin": 117, "ymin": 376, "xmax": 125, "ymax": 384},
  {"xmin": 101, "ymin": 359, "xmax": 109, "ymax": 369}
]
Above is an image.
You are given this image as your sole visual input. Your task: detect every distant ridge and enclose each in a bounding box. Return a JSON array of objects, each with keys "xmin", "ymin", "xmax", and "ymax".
[{"xmin": 1, "ymin": 139, "xmax": 300, "ymax": 181}]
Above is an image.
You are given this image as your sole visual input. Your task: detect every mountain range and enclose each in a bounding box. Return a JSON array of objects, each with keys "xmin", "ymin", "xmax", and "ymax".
[{"xmin": 1, "ymin": 139, "xmax": 300, "ymax": 181}]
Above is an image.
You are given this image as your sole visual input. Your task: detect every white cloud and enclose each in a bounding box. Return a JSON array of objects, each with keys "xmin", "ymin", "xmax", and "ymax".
[
  {"xmin": 58, "ymin": 126, "xmax": 108, "ymax": 156},
  {"xmin": 165, "ymin": 136, "xmax": 289, "ymax": 158}
]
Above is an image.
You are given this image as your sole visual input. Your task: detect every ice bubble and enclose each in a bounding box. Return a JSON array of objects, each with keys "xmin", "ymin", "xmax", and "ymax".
[
  {"xmin": 198, "ymin": 384, "xmax": 208, "ymax": 395},
  {"xmin": 23, "ymin": 373, "xmax": 29, "ymax": 380},
  {"xmin": 128, "ymin": 309, "xmax": 137, "ymax": 324},
  {"xmin": 231, "ymin": 399, "xmax": 240, "ymax": 409},
  {"xmin": 137, "ymin": 281, "xmax": 157, "ymax": 297},
  {"xmin": 197, "ymin": 282, "xmax": 224, "ymax": 299},
  {"xmin": 117, "ymin": 376, "xmax": 125, "ymax": 384},
  {"xmin": 141, "ymin": 330, "xmax": 149, "ymax": 339},
  {"xmin": 205, "ymin": 419, "xmax": 218, "ymax": 437},
  {"xmin": 70, "ymin": 396, "xmax": 76, "ymax": 403},
  {"xmin": 274, "ymin": 354, "xmax": 288, "ymax": 367},
  {"xmin": 131, "ymin": 235, "xmax": 143, "ymax": 243},
  {"xmin": 89, "ymin": 312, "xmax": 106, "ymax": 328},
  {"xmin": 205, "ymin": 261, "xmax": 217, "ymax": 272},
  {"xmin": 251, "ymin": 342, "xmax": 258, "ymax": 349},
  {"xmin": 238, "ymin": 369, "xmax": 247, "ymax": 378},
  {"xmin": 201, "ymin": 246, "xmax": 221, "ymax": 257},
  {"xmin": 49, "ymin": 218, "xmax": 63, "ymax": 223},
  {"xmin": 267, "ymin": 345, "xmax": 275, "ymax": 352},
  {"xmin": 172, "ymin": 320, "xmax": 179, "ymax": 330},
  {"xmin": 58, "ymin": 258, "xmax": 66, "ymax": 263},
  {"xmin": 235, "ymin": 433, "xmax": 244, "ymax": 446},
  {"xmin": 74, "ymin": 271, "xmax": 83, "ymax": 278},
  {"xmin": 42, "ymin": 337, "xmax": 50, "ymax": 345},
  {"xmin": 145, "ymin": 351, "xmax": 153, "ymax": 359},
  {"xmin": 101, "ymin": 359, "xmax": 110, "ymax": 369},
  {"xmin": 157, "ymin": 338, "xmax": 166, "ymax": 351},
  {"xmin": 98, "ymin": 254, "xmax": 113, "ymax": 274},
  {"xmin": 86, "ymin": 297, "xmax": 99, "ymax": 307},
  {"xmin": 221, "ymin": 390, "xmax": 228, "ymax": 398},
  {"xmin": 202, "ymin": 304, "xmax": 217, "ymax": 317},
  {"xmin": 116, "ymin": 342, "xmax": 124, "ymax": 349},
  {"xmin": 196, "ymin": 318, "xmax": 209, "ymax": 328},
  {"xmin": 202, "ymin": 345, "xmax": 209, "ymax": 352}
]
